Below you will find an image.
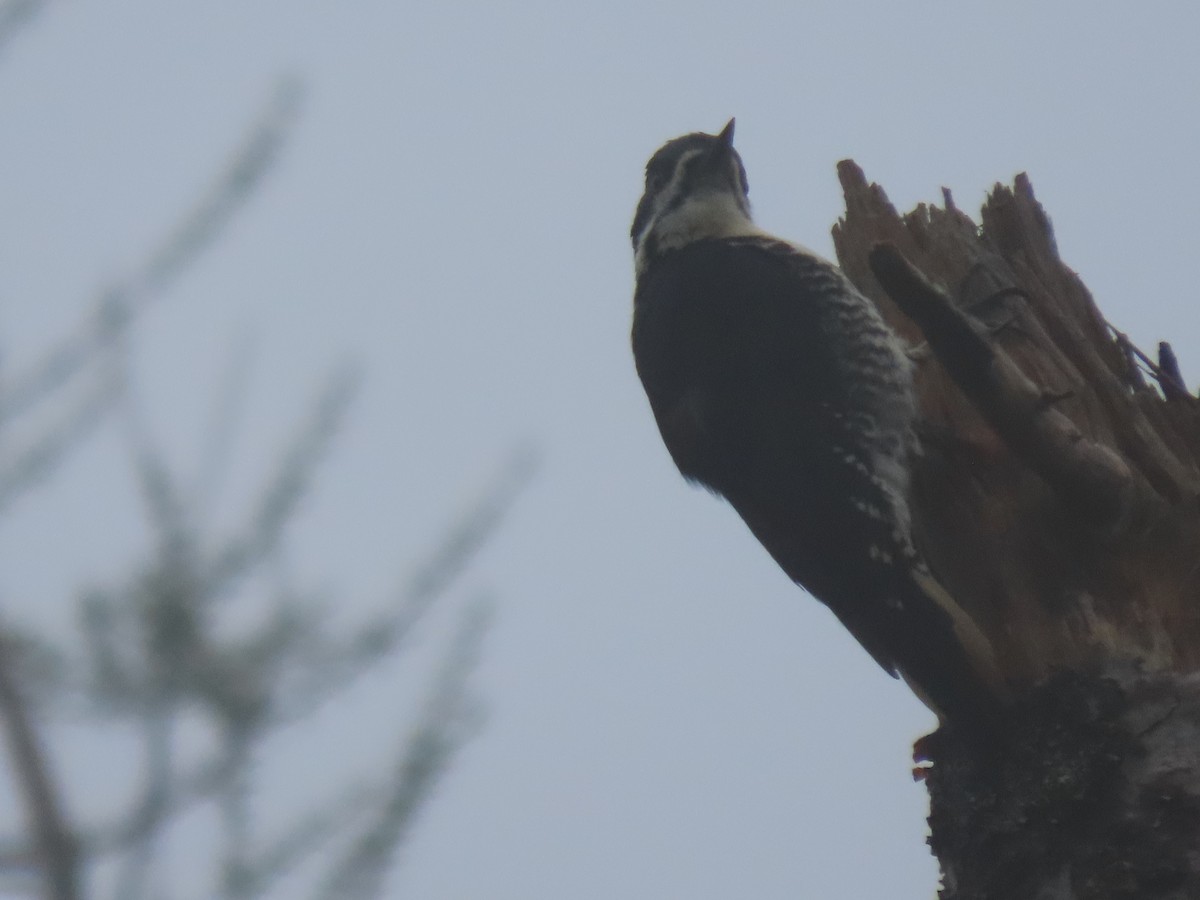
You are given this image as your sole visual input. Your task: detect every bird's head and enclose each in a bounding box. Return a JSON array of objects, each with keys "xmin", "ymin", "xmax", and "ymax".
[{"xmin": 631, "ymin": 119, "xmax": 758, "ymax": 276}]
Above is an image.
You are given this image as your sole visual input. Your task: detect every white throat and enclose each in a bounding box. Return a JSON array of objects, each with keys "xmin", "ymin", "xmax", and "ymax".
[{"xmin": 635, "ymin": 191, "xmax": 766, "ymax": 276}]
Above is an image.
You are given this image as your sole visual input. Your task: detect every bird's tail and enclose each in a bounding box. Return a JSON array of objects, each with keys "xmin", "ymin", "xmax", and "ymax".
[{"xmin": 899, "ymin": 566, "xmax": 1010, "ymax": 736}]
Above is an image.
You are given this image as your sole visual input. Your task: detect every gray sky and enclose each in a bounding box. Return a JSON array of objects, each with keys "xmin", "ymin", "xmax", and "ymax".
[{"xmin": 3, "ymin": 2, "xmax": 1199, "ymax": 897}]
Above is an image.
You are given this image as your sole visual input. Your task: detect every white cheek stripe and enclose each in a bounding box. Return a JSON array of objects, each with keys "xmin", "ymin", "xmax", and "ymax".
[{"xmin": 633, "ymin": 149, "xmax": 704, "ymax": 252}]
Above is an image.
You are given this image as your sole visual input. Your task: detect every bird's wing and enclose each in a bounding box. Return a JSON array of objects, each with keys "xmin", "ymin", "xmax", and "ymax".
[
  {"xmin": 633, "ymin": 238, "xmax": 1006, "ymax": 725},
  {"xmin": 635, "ymin": 238, "xmax": 921, "ymax": 673}
]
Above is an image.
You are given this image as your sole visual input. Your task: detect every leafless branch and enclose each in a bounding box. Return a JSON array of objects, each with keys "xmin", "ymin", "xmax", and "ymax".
[
  {"xmin": 271, "ymin": 445, "xmax": 536, "ymax": 725},
  {"xmin": 204, "ymin": 363, "xmax": 360, "ymax": 602},
  {"xmin": 0, "ymin": 629, "xmax": 78, "ymax": 900},
  {"xmin": 193, "ymin": 332, "xmax": 260, "ymax": 523},
  {"xmin": 313, "ymin": 599, "xmax": 490, "ymax": 900},
  {"xmin": 229, "ymin": 783, "xmax": 376, "ymax": 899},
  {"xmin": 0, "ymin": 0, "xmax": 46, "ymax": 61},
  {"xmin": 399, "ymin": 444, "xmax": 538, "ymax": 621},
  {"xmin": 82, "ymin": 745, "xmax": 241, "ymax": 858},
  {"xmin": 2, "ymin": 77, "xmax": 304, "ymax": 423},
  {"xmin": 110, "ymin": 708, "xmax": 173, "ymax": 900},
  {"xmin": 140, "ymin": 77, "xmax": 303, "ymax": 297},
  {"xmin": 217, "ymin": 726, "xmax": 254, "ymax": 900},
  {"xmin": 0, "ymin": 374, "xmax": 120, "ymax": 513}
]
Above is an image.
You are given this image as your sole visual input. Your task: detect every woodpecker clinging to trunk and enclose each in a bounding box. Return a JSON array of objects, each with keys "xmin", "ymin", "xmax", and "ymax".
[{"xmin": 630, "ymin": 120, "xmax": 1006, "ymax": 733}]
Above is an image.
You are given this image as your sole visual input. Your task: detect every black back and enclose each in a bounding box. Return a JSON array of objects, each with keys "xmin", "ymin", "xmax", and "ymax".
[{"xmin": 633, "ymin": 237, "xmax": 914, "ymax": 674}]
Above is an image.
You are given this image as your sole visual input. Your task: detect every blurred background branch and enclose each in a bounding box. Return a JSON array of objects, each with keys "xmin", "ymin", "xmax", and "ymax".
[
  {"xmin": 0, "ymin": 0, "xmax": 47, "ymax": 62},
  {"xmin": 0, "ymin": 77, "xmax": 304, "ymax": 520},
  {"xmin": 0, "ymin": 19, "xmax": 529, "ymax": 900},
  {"xmin": 0, "ymin": 631, "xmax": 77, "ymax": 900}
]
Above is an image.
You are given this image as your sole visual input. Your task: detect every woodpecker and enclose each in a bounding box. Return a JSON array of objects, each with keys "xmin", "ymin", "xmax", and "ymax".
[{"xmin": 631, "ymin": 120, "xmax": 1005, "ymax": 732}]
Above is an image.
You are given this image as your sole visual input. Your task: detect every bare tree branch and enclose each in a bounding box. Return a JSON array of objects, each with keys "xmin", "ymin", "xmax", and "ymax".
[
  {"xmin": 110, "ymin": 707, "xmax": 173, "ymax": 900},
  {"xmin": 0, "ymin": 0, "xmax": 47, "ymax": 61},
  {"xmin": 0, "ymin": 375, "xmax": 120, "ymax": 512},
  {"xmin": 313, "ymin": 599, "xmax": 490, "ymax": 900},
  {"xmin": 193, "ymin": 332, "xmax": 261, "ymax": 524},
  {"xmin": 0, "ymin": 629, "xmax": 78, "ymax": 900},
  {"xmin": 2, "ymin": 77, "xmax": 304, "ymax": 423},
  {"xmin": 204, "ymin": 364, "xmax": 360, "ymax": 603},
  {"xmin": 84, "ymin": 744, "xmax": 240, "ymax": 859},
  {"xmin": 140, "ymin": 77, "xmax": 303, "ymax": 297},
  {"xmin": 217, "ymin": 726, "xmax": 254, "ymax": 900},
  {"xmin": 397, "ymin": 444, "xmax": 538, "ymax": 624},
  {"xmin": 231, "ymin": 783, "xmax": 376, "ymax": 899},
  {"xmin": 270, "ymin": 446, "xmax": 536, "ymax": 725},
  {"xmin": 0, "ymin": 25, "xmax": 517, "ymax": 895}
]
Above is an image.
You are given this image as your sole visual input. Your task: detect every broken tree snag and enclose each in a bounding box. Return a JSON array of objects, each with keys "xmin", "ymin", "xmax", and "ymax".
[
  {"xmin": 832, "ymin": 162, "xmax": 1200, "ymax": 900},
  {"xmin": 832, "ymin": 160, "xmax": 1200, "ymax": 682},
  {"xmin": 868, "ymin": 243, "xmax": 1148, "ymax": 535}
]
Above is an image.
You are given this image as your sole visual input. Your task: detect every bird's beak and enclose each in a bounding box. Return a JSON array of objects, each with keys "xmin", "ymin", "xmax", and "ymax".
[{"xmin": 717, "ymin": 118, "xmax": 736, "ymax": 148}]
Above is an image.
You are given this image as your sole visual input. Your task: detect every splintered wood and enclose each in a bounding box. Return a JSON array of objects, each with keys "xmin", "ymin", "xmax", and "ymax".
[{"xmin": 831, "ymin": 161, "xmax": 1200, "ymax": 684}]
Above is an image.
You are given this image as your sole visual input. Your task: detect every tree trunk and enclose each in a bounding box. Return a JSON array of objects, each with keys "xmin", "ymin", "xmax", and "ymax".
[{"xmin": 831, "ymin": 162, "xmax": 1200, "ymax": 900}]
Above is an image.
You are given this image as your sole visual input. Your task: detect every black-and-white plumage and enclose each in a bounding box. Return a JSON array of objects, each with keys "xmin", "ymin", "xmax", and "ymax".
[{"xmin": 631, "ymin": 120, "xmax": 1004, "ymax": 731}]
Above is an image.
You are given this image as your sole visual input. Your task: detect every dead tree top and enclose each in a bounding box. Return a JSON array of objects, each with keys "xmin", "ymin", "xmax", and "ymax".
[{"xmin": 832, "ymin": 161, "xmax": 1200, "ymax": 684}]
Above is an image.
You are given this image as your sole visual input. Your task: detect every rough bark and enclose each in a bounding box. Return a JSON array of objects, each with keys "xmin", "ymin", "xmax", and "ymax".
[{"xmin": 832, "ymin": 162, "xmax": 1200, "ymax": 899}]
